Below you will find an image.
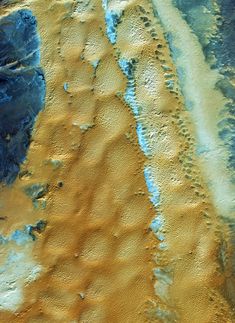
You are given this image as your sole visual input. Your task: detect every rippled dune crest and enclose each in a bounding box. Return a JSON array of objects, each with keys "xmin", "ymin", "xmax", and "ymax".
[{"xmin": 0, "ymin": 0, "xmax": 234, "ymax": 322}]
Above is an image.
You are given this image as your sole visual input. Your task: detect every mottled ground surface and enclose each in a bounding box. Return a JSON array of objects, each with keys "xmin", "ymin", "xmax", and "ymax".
[{"xmin": 0, "ymin": 0, "xmax": 234, "ymax": 322}]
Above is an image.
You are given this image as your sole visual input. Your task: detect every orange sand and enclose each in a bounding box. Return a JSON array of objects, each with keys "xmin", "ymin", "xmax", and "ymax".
[{"xmin": 0, "ymin": 0, "xmax": 233, "ymax": 322}]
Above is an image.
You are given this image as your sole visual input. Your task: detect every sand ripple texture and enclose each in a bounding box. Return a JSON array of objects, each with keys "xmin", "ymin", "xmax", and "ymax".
[{"xmin": 0, "ymin": 0, "xmax": 234, "ymax": 322}]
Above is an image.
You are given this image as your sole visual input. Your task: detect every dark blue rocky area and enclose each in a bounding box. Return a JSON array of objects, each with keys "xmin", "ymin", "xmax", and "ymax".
[{"xmin": 0, "ymin": 9, "xmax": 45, "ymax": 184}]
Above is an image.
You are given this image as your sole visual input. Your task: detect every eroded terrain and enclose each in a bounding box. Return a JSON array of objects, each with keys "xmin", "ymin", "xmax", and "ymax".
[{"xmin": 0, "ymin": 0, "xmax": 234, "ymax": 322}]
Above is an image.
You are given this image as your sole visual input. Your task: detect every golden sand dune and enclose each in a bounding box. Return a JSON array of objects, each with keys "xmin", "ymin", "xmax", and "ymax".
[{"xmin": 0, "ymin": 0, "xmax": 234, "ymax": 322}]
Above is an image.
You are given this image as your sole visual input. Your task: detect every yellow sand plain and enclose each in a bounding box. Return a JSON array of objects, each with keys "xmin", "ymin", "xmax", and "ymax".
[{"xmin": 0, "ymin": 0, "xmax": 233, "ymax": 322}]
